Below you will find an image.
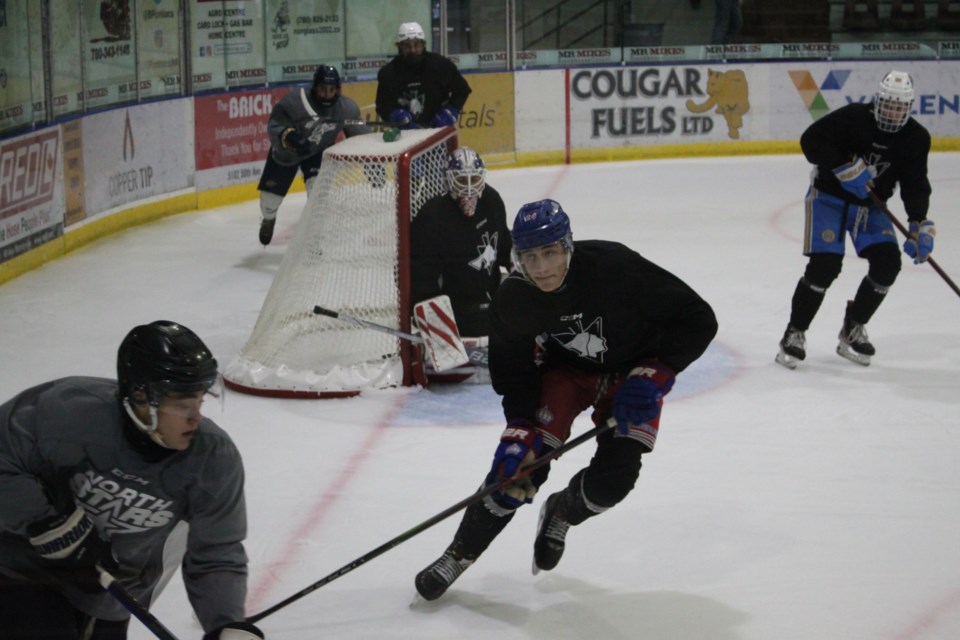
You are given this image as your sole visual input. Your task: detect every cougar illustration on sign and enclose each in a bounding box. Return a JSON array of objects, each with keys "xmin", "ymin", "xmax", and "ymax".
[{"xmin": 685, "ymin": 69, "xmax": 750, "ymax": 139}]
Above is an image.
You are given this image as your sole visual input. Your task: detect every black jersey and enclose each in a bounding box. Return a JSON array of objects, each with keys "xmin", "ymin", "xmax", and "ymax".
[
  {"xmin": 489, "ymin": 240, "xmax": 718, "ymax": 421},
  {"xmin": 801, "ymin": 102, "xmax": 931, "ymax": 221},
  {"xmin": 411, "ymin": 186, "xmax": 512, "ymax": 336},
  {"xmin": 375, "ymin": 52, "xmax": 471, "ymax": 126}
]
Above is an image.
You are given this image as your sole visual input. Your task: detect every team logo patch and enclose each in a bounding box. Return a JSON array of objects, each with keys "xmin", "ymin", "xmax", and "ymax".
[
  {"xmin": 821, "ymin": 229, "xmax": 836, "ymax": 243},
  {"xmin": 536, "ymin": 406, "xmax": 554, "ymax": 426}
]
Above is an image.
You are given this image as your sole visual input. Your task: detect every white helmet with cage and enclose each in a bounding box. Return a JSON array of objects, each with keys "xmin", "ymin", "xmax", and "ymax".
[
  {"xmin": 447, "ymin": 147, "xmax": 486, "ymax": 217},
  {"xmin": 396, "ymin": 22, "xmax": 426, "ymax": 44},
  {"xmin": 874, "ymin": 70, "xmax": 915, "ymax": 133}
]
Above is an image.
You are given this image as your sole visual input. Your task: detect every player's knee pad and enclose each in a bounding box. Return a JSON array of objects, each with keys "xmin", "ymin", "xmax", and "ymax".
[
  {"xmin": 259, "ymin": 191, "xmax": 283, "ymax": 219},
  {"xmin": 862, "ymin": 243, "xmax": 901, "ymax": 287},
  {"xmin": 803, "ymin": 253, "xmax": 844, "ymax": 289}
]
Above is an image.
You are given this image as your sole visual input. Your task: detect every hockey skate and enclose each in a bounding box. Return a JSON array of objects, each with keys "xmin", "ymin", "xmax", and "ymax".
[
  {"xmin": 533, "ymin": 492, "xmax": 571, "ymax": 574},
  {"xmin": 775, "ymin": 325, "xmax": 806, "ymax": 370},
  {"xmin": 415, "ymin": 546, "xmax": 474, "ymax": 601},
  {"xmin": 258, "ymin": 217, "xmax": 276, "ymax": 246},
  {"xmin": 836, "ymin": 314, "xmax": 874, "ymax": 366}
]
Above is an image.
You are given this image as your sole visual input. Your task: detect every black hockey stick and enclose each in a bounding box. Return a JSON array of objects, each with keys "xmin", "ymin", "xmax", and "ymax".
[
  {"xmin": 343, "ymin": 119, "xmax": 408, "ymax": 129},
  {"xmin": 868, "ymin": 191, "xmax": 960, "ymax": 298},
  {"xmin": 99, "ymin": 569, "xmax": 180, "ymax": 640},
  {"xmin": 312, "ymin": 305, "xmax": 488, "ymax": 368},
  {"xmin": 246, "ymin": 419, "xmax": 615, "ymax": 624}
]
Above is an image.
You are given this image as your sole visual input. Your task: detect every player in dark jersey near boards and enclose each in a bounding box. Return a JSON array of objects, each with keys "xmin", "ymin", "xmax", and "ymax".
[
  {"xmin": 413, "ymin": 199, "xmax": 718, "ymax": 600},
  {"xmin": 376, "ymin": 21, "xmax": 472, "ymax": 129},
  {"xmin": 411, "ymin": 147, "xmax": 512, "ymax": 338},
  {"xmin": 0, "ymin": 321, "xmax": 263, "ymax": 640},
  {"xmin": 776, "ymin": 70, "xmax": 935, "ymax": 369},
  {"xmin": 257, "ymin": 64, "xmax": 371, "ymax": 246}
]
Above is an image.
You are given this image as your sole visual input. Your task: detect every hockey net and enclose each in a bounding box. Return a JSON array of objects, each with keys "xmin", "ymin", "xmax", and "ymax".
[{"xmin": 224, "ymin": 127, "xmax": 459, "ymax": 398}]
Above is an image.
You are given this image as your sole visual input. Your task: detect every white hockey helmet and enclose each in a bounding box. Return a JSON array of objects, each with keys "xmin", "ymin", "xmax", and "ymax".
[
  {"xmin": 874, "ymin": 70, "xmax": 915, "ymax": 133},
  {"xmin": 396, "ymin": 22, "xmax": 426, "ymax": 44}
]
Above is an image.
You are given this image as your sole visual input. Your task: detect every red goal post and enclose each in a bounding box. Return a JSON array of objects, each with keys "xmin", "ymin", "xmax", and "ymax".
[{"xmin": 224, "ymin": 127, "xmax": 459, "ymax": 398}]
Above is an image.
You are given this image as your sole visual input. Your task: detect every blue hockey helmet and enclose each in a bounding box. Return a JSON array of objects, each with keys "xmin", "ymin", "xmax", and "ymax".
[{"xmin": 511, "ymin": 199, "xmax": 573, "ymax": 252}]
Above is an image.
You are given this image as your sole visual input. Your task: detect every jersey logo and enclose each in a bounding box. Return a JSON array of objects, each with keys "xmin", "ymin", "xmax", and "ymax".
[
  {"xmin": 468, "ymin": 231, "xmax": 498, "ymax": 275},
  {"xmin": 71, "ymin": 470, "xmax": 175, "ymax": 535},
  {"xmin": 553, "ymin": 316, "xmax": 607, "ymax": 362},
  {"xmin": 400, "ymin": 83, "xmax": 425, "ymax": 119},
  {"xmin": 866, "ymin": 150, "xmax": 890, "ymax": 179}
]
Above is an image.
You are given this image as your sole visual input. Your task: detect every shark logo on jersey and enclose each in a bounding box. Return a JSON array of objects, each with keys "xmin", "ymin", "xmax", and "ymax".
[
  {"xmin": 553, "ymin": 316, "xmax": 607, "ymax": 362},
  {"xmin": 400, "ymin": 84, "xmax": 425, "ymax": 119},
  {"xmin": 866, "ymin": 150, "xmax": 890, "ymax": 179},
  {"xmin": 468, "ymin": 231, "xmax": 499, "ymax": 275},
  {"xmin": 71, "ymin": 470, "xmax": 175, "ymax": 535}
]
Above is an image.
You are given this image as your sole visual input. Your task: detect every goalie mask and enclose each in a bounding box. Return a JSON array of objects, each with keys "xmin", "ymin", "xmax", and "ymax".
[
  {"xmin": 874, "ymin": 70, "xmax": 914, "ymax": 133},
  {"xmin": 118, "ymin": 320, "xmax": 221, "ymax": 446},
  {"xmin": 511, "ymin": 199, "xmax": 574, "ymax": 291},
  {"xmin": 447, "ymin": 147, "xmax": 486, "ymax": 217},
  {"xmin": 312, "ymin": 64, "xmax": 341, "ymax": 109}
]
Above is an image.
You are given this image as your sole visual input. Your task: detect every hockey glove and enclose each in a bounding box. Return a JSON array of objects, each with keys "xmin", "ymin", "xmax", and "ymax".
[
  {"xmin": 486, "ymin": 419, "xmax": 542, "ymax": 508},
  {"xmin": 832, "ymin": 157, "xmax": 873, "ymax": 200},
  {"xmin": 203, "ymin": 622, "xmax": 265, "ymax": 640},
  {"xmin": 903, "ymin": 219, "xmax": 936, "ymax": 264},
  {"xmin": 280, "ymin": 128, "xmax": 310, "ymax": 155},
  {"xmin": 389, "ymin": 108, "xmax": 415, "ymax": 129},
  {"xmin": 430, "ymin": 105, "xmax": 459, "ymax": 128},
  {"xmin": 28, "ymin": 505, "xmax": 118, "ymax": 590},
  {"xmin": 612, "ymin": 361, "xmax": 676, "ymax": 435}
]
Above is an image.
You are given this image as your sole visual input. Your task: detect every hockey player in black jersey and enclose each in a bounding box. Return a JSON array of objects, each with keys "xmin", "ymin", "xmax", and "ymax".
[
  {"xmin": 376, "ymin": 21, "xmax": 472, "ymax": 129},
  {"xmin": 0, "ymin": 321, "xmax": 263, "ymax": 640},
  {"xmin": 411, "ymin": 147, "xmax": 512, "ymax": 339},
  {"xmin": 414, "ymin": 199, "xmax": 717, "ymax": 600},
  {"xmin": 777, "ymin": 70, "xmax": 935, "ymax": 368},
  {"xmin": 257, "ymin": 64, "xmax": 370, "ymax": 245}
]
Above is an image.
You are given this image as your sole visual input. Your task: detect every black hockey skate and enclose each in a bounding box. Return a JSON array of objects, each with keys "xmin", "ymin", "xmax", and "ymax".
[
  {"xmin": 533, "ymin": 492, "xmax": 571, "ymax": 574},
  {"xmin": 415, "ymin": 546, "xmax": 474, "ymax": 601},
  {"xmin": 259, "ymin": 217, "xmax": 276, "ymax": 246},
  {"xmin": 837, "ymin": 314, "xmax": 874, "ymax": 366},
  {"xmin": 775, "ymin": 325, "xmax": 806, "ymax": 370}
]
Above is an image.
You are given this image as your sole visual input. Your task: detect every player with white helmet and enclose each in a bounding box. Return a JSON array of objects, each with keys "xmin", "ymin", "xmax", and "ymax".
[
  {"xmin": 414, "ymin": 199, "xmax": 717, "ymax": 600},
  {"xmin": 776, "ymin": 70, "xmax": 934, "ymax": 368},
  {"xmin": 376, "ymin": 21, "xmax": 472, "ymax": 129},
  {"xmin": 0, "ymin": 321, "xmax": 263, "ymax": 640}
]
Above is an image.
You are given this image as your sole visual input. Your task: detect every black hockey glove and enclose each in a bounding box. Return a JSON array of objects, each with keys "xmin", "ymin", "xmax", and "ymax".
[
  {"xmin": 203, "ymin": 621, "xmax": 265, "ymax": 640},
  {"xmin": 280, "ymin": 128, "xmax": 311, "ymax": 155},
  {"xmin": 28, "ymin": 505, "xmax": 118, "ymax": 591}
]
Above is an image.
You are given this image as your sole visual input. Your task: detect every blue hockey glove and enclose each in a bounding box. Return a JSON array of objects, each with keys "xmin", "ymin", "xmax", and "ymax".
[
  {"xmin": 281, "ymin": 128, "xmax": 310, "ymax": 155},
  {"xmin": 28, "ymin": 505, "xmax": 118, "ymax": 591},
  {"xmin": 389, "ymin": 108, "xmax": 415, "ymax": 129},
  {"xmin": 903, "ymin": 219, "xmax": 936, "ymax": 264},
  {"xmin": 204, "ymin": 622, "xmax": 265, "ymax": 640},
  {"xmin": 832, "ymin": 157, "xmax": 873, "ymax": 200},
  {"xmin": 612, "ymin": 361, "xmax": 676, "ymax": 435},
  {"xmin": 485, "ymin": 419, "xmax": 542, "ymax": 507},
  {"xmin": 430, "ymin": 105, "xmax": 459, "ymax": 128}
]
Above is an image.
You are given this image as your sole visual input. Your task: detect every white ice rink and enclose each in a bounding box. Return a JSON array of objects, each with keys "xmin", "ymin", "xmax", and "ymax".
[{"xmin": 1, "ymin": 153, "xmax": 959, "ymax": 640}]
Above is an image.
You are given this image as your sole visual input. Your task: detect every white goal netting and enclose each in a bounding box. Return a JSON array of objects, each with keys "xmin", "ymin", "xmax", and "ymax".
[{"xmin": 224, "ymin": 127, "xmax": 458, "ymax": 397}]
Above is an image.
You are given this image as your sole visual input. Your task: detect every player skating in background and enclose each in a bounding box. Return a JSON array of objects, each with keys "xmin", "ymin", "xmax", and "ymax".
[
  {"xmin": 414, "ymin": 199, "xmax": 717, "ymax": 600},
  {"xmin": 257, "ymin": 64, "xmax": 371, "ymax": 246},
  {"xmin": 776, "ymin": 70, "xmax": 935, "ymax": 368},
  {"xmin": 411, "ymin": 147, "xmax": 511, "ymax": 382},
  {"xmin": 376, "ymin": 21, "xmax": 472, "ymax": 130},
  {"xmin": 0, "ymin": 321, "xmax": 263, "ymax": 640}
]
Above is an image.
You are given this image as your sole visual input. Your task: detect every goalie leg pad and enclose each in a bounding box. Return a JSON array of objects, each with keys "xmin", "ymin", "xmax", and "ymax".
[{"xmin": 413, "ymin": 296, "xmax": 469, "ymax": 372}]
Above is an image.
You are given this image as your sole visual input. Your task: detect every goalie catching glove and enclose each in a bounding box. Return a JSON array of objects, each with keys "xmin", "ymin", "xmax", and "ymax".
[
  {"xmin": 903, "ymin": 219, "xmax": 936, "ymax": 264},
  {"xmin": 485, "ymin": 419, "xmax": 542, "ymax": 508},
  {"xmin": 612, "ymin": 361, "xmax": 675, "ymax": 435}
]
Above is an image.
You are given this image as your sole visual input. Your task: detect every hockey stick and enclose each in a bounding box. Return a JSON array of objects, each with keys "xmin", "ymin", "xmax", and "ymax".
[
  {"xmin": 99, "ymin": 569, "xmax": 180, "ymax": 640},
  {"xmin": 312, "ymin": 305, "xmax": 486, "ymax": 369},
  {"xmin": 868, "ymin": 191, "xmax": 960, "ymax": 298},
  {"xmin": 246, "ymin": 419, "xmax": 615, "ymax": 624}
]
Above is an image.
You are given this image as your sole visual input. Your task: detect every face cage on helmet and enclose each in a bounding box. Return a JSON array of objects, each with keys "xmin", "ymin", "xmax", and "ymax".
[
  {"xmin": 447, "ymin": 167, "xmax": 485, "ymax": 199},
  {"xmin": 874, "ymin": 95, "xmax": 912, "ymax": 133}
]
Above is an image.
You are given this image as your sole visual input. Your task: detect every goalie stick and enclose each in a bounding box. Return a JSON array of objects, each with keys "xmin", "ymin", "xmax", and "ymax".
[
  {"xmin": 246, "ymin": 419, "xmax": 616, "ymax": 624},
  {"xmin": 99, "ymin": 569, "xmax": 180, "ymax": 640},
  {"xmin": 868, "ymin": 191, "xmax": 960, "ymax": 298}
]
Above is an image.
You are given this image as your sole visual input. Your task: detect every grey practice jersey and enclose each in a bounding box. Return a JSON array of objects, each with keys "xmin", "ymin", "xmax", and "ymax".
[
  {"xmin": 268, "ymin": 87, "xmax": 370, "ymax": 166},
  {"xmin": 0, "ymin": 377, "xmax": 249, "ymax": 631}
]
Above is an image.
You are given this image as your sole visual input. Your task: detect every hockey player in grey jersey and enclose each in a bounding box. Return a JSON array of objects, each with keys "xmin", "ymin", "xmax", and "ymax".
[
  {"xmin": 257, "ymin": 64, "xmax": 371, "ymax": 245},
  {"xmin": 0, "ymin": 321, "xmax": 263, "ymax": 640}
]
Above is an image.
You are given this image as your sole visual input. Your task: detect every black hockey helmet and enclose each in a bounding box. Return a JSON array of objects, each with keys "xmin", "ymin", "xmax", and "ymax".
[
  {"xmin": 312, "ymin": 64, "xmax": 341, "ymax": 90},
  {"xmin": 117, "ymin": 320, "xmax": 219, "ymax": 406}
]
